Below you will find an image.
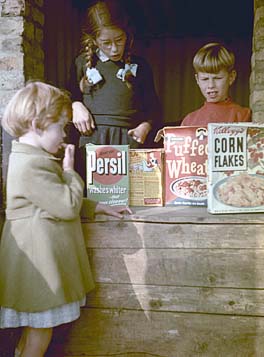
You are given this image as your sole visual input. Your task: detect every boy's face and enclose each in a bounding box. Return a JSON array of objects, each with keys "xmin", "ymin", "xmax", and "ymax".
[{"xmin": 195, "ymin": 69, "xmax": 236, "ymax": 103}]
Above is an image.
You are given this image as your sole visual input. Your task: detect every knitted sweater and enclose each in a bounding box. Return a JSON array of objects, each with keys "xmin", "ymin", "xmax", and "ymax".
[
  {"xmin": 181, "ymin": 98, "xmax": 251, "ymax": 126},
  {"xmin": 73, "ymin": 54, "xmax": 161, "ymax": 129}
]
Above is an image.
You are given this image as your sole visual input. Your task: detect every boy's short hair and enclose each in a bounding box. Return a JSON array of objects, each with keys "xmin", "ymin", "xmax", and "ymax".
[
  {"xmin": 1, "ymin": 81, "xmax": 72, "ymax": 137},
  {"xmin": 193, "ymin": 42, "xmax": 235, "ymax": 74}
]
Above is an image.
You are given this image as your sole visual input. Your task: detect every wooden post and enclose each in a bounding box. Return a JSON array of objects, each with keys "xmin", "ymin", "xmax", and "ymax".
[{"xmin": 250, "ymin": 0, "xmax": 264, "ymax": 123}]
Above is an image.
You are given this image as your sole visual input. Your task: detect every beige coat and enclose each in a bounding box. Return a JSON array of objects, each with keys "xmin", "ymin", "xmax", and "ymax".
[{"xmin": 0, "ymin": 141, "xmax": 96, "ymax": 312}]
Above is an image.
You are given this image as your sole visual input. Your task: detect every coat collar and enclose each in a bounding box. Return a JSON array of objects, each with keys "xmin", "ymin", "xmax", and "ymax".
[{"xmin": 11, "ymin": 140, "xmax": 61, "ymax": 161}]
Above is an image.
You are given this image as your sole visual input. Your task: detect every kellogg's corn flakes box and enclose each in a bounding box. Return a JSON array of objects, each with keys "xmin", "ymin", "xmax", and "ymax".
[
  {"xmin": 129, "ymin": 149, "xmax": 164, "ymax": 206},
  {"xmin": 86, "ymin": 144, "xmax": 129, "ymax": 206},
  {"xmin": 208, "ymin": 123, "xmax": 264, "ymax": 214},
  {"xmin": 155, "ymin": 126, "xmax": 208, "ymax": 206}
]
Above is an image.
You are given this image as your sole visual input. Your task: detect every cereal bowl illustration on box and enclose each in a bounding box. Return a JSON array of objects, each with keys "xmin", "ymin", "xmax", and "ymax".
[
  {"xmin": 208, "ymin": 123, "xmax": 264, "ymax": 214},
  {"xmin": 170, "ymin": 176, "xmax": 207, "ymax": 202}
]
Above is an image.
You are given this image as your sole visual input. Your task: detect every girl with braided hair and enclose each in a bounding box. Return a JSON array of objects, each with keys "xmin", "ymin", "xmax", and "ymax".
[{"xmin": 70, "ymin": 0, "xmax": 162, "ymax": 180}]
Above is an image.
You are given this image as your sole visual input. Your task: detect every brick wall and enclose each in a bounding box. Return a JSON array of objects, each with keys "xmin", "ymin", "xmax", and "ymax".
[
  {"xmin": 250, "ymin": 0, "xmax": 264, "ymax": 123},
  {"xmin": 0, "ymin": 0, "xmax": 44, "ymax": 203}
]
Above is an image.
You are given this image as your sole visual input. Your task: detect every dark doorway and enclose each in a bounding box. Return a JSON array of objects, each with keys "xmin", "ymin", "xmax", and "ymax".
[{"xmin": 44, "ymin": 0, "xmax": 253, "ymax": 124}]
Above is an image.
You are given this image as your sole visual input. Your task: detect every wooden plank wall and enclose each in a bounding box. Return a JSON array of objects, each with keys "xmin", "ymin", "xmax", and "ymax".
[
  {"xmin": 1, "ymin": 207, "xmax": 264, "ymax": 356},
  {"xmin": 61, "ymin": 207, "xmax": 264, "ymax": 356},
  {"xmin": 43, "ymin": 0, "xmax": 85, "ymax": 90}
]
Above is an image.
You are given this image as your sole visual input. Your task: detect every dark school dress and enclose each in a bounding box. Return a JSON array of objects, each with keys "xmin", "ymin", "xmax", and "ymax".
[{"xmin": 69, "ymin": 53, "xmax": 163, "ymax": 182}]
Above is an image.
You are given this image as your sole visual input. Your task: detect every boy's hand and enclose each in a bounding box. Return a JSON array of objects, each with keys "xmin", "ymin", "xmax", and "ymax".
[
  {"xmin": 95, "ymin": 203, "xmax": 132, "ymax": 218},
  {"xmin": 72, "ymin": 101, "xmax": 95, "ymax": 135},
  {"xmin": 128, "ymin": 122, "xmax": 151, "ymax": 144},
  {"xmin": 62, "ymin": 144, "xmax": 75, "ymax": 171}
]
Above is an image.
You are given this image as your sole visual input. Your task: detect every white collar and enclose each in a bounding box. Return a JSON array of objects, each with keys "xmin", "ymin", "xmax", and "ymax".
[{"xmin": 96, "ymin": 49, "xmax": 110, "ymax": 62}]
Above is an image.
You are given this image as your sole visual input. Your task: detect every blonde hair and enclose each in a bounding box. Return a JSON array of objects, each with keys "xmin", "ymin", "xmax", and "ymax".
[
  {"xmin": 1, "ymin": 81, "xmax": 72, "ymax": 137},
  {"xmin": 193, "ymin": 43, "xmax": 235, "ymax": 74},
  {"xmin": 81, "ymin": 0, "xmax": 134, "ymax": 81}
]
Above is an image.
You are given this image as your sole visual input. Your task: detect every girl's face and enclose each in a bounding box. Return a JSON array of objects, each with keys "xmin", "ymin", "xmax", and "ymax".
[
  {"xmin": 195, "ymin": 69, "xmax": 236, "ymax": 103},
  {"xmin": 95, "ymin": 27, "xmax": 127, "ymax": 62},
  {"xmin": 38, "ymin": 115, "xmax": 68, "ymax": 154}
]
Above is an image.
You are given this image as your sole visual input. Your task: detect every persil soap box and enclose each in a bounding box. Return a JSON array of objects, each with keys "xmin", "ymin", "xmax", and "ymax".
[
  {"xmin": 86, "ymin": 144, "xmax": 129, "ymax": 206},
  {"xmin": 129, "ymin": 148, "xmax": 164, "ymax": 206},
  {"xmin": 208, "ymin": 123, "xmax": 264, "ymax": 214},
  {"xmin": 157, "ymin": 126, "xmax": 208, "ymax": 206}
]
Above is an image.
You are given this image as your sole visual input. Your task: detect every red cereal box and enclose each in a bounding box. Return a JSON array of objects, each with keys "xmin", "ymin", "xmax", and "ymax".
[{"xmin": 156, "ymin": 126, "xmax": 208, "ymax": 206}]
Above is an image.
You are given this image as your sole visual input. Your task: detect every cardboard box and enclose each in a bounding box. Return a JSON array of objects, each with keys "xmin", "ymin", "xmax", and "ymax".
[
  {"xmin": 86, "ymin": 144, "xmax": 129, "ymax": 206},
  {"xmin": 156, "ymin": 126, "xmax": 208, "ymax": 206},
  {"xmin": 129, "ymin": 149, "xmax": 164, "ymax": 206},
  {"xmin": 208, "ymin": 123, "xmax": 264, "ymax": 214}
]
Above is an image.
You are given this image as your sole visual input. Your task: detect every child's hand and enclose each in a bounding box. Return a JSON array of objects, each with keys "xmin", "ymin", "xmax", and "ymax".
[
  {"xmin": 95, "ymin": 203, "xmax": 132, "ymax": 218},
  {"xmin": 72, "ymin": 101, "xmax": 95, "ymax": 135},
  {"xmin": 62, "ymin": 144, "xmax": 75, "ymax": 171},
  {"xmin": 128, "ymin": 122, "xmax": 151, "ymax": 144},
  {"xmin": 79, "ymin": 76, "xmax": 93, "ymax": 92}
]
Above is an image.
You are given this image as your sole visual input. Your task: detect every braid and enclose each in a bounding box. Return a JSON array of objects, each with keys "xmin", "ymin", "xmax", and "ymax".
[
  {"xmin": 81, "ymin": 33, "xmax": 95, "ymax": 71},
  {"xmin": 124, "ymin": 49, "xmax": 131, "ymax": 66},
  {"xmin": 124, "ymin": 35, "xmax": 135, "ymax": 86},
  {"xmin": 80, "ymin": 1, "xmax": 135, "ymax": 90},
  {"xmin": 78, "ymin": 33, "xmax": 96, "ymax": 92}
]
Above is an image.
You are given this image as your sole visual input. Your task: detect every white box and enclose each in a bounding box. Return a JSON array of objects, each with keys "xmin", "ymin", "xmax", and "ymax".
[{"xmin": 208, "ymin": 123, "xmax": 264, "ymax": 214}]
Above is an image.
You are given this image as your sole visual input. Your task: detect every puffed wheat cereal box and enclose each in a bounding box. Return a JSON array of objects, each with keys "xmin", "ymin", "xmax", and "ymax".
[{"xmin": 156, "ymin": 126, "xmax": 208, "ymax": 206}]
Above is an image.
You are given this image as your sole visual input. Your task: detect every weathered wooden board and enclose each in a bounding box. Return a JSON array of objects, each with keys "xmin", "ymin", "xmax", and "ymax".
[
  {"xmin": 64, "ymin": 308, "xmax": 264, "ymax": 357},
  {"xmin": 2, "ymin": 206, "xmax": 264, "ymax": 356},
  {"xmin": 82, "ymin": 221, "xmax": 264, "ymax": 249},
  {"xmin": 86, "ymin": 283, "xmax": 264, "ymax": 317},
  {"xmin": 82, "ymin": 206, "xmax": 264, "ymax": 224},
  {"xmin": 88, "ymin": 248, "xmax": 264, "ymax": 288}
]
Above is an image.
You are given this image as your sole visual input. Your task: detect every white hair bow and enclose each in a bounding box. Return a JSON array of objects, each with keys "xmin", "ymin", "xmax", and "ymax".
[
  {"xmin": 116, "ymin": 63, "xmax": 138, "ymax": 82},
  {"xmin": 86, "ymin": 67, "xmax": 103, "ymax": 85}
]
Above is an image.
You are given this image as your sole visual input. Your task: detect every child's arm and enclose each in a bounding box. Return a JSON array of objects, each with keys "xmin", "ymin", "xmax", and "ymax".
[
  {"xmin": 72, "ymin": 101, "xmax": 95, "ymax": 135},
  {"xmin": 125, "ymin": 57, "xmax": 163, "ymax": 145},
  {"xmin": 71, "ymin": 55, "xmax": 96, "ymax": 136},
  {"xmin": 128, "ymin": 122, "xmax": 152, "ymax": 144},
  {"xmin": 95, "ymin": 203, "xmax": 132, "ymax": 218},
  {"xmin": 19, "ymin": 150, "xmax": 85, "ymax": 220},
  {"xmin": 81, "ymin": 199, "xmax": 132, "ymax": 220}
]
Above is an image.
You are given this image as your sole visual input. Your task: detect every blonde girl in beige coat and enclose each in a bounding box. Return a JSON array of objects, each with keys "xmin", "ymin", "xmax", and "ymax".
[{"xmin": 0, "ymin": 81, "xmax": 131, "ymax": 357}]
